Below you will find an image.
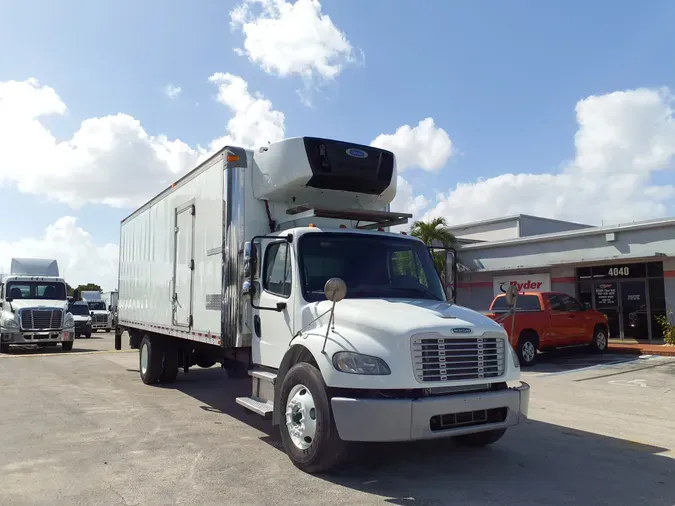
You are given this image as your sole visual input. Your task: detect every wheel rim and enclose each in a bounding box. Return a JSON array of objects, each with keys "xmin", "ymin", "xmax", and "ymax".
[
  {"xmin": 140, "ymin": 341, "xmax": 149, "ymax": 375},
  {"xmin": 596, "ymin": 332, "xmax": 607, "ymax": 350},
  {"xmin": 285, "ymin": 384, "xmax": 317, "ymax": 451},
  {"xmin": 521, "ymin": 341, "xmax": 536, "ymax": 363}
]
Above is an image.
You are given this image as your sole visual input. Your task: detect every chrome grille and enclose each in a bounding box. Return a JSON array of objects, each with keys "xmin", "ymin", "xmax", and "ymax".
[
  {"xmin": 94, "ymin": 314, "xmax": 108, "ymax": 324},
  {"xmin": 412, "ymin": 333, "xmax": 506, "ymax": 382},
  {"xmin": 20, "ymin": 309, "xmax": 63, "ymax": 330}
]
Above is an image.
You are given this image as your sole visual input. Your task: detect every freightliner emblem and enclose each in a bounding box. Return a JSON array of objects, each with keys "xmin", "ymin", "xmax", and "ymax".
[{"xmin": 452, "ymin": 327, "xmax": 472, "ymax": 334}]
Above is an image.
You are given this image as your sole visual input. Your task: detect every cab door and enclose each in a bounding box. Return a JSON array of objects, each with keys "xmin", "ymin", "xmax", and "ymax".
[{"xmin": 250, "ymin": 239, "xmax": 295, "ymax": 368}]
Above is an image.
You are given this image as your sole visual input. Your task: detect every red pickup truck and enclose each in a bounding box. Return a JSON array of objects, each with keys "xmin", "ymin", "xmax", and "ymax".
[{"xmin": 484, "ymin": 291, "xmax": 609, "ymax": 366}]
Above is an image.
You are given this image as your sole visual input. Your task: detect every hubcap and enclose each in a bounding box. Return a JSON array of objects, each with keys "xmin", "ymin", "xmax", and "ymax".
[
  {"xmin": 521, "ymin": 341, "xmax": 536, "ymax": 363},
  {"xmin": 140, "ymin": 342, "xmax": 149, "ymax": 375},
  {"xmin": 596, "ymin": 332, "xmax": 607, "ymax": 350},
  {"xmin": 285, "ymin": 384, "xmax": 317, "ymax": 450}
]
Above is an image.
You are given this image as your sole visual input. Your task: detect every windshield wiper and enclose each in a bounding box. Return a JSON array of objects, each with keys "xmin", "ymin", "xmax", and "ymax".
[{"xmin": 386, "ymin": 286, "xmax": 442, "ymax": 301}]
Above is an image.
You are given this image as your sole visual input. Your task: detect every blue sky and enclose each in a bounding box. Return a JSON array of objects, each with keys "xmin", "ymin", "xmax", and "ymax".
[{"xmin": 1, "ymin": 0, "xmax": 674, "ymax": 287}]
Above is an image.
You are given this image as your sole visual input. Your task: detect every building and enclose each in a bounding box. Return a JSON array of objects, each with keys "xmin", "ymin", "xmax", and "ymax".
[{"xmin": 452, "ymin": 214, "xmax": 675, "ymax": 342}]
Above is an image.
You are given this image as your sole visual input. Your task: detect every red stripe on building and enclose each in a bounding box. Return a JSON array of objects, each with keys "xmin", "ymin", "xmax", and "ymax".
[
  {"xmin": 551, "ymin": 277, "xmax": 576, "ymax": 284},
  {"xmin": 665, "ymin": 270, "xmax": 675, "ymax": 278}
]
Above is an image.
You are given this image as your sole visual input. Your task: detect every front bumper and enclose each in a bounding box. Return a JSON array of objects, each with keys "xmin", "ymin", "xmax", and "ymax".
[
  {"xmin": 331, "ymin": 382, "xmax": 530, "ymax": 442},
  {"xmin": 74, "ymin": 322, "xmax": 92, "ymax": 335},
  {"xmin": 1, "ymin": 329, "xmax": 75, "ymax": 345}
]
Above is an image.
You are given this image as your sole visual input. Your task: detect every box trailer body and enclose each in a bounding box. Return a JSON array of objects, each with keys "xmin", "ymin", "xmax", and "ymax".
[
  {"xmin": 0, "ymin": 258, "xmax": 75, "ymax": 352},
  {"xmin": 116, "ymin": 137, "xmax": 529, "ymax": 473}
]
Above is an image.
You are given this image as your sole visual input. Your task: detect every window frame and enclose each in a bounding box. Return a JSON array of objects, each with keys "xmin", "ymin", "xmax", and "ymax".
[
  {"xmin": 560, "ymin": 294, "xmax": 583, "ymax": 312},
  {"xmin": 262, "ymin": 240, "xmax": 293, "ymax": 299}
]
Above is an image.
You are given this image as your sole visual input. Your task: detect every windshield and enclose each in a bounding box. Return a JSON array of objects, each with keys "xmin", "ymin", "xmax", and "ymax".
[
  {"xmin": 298, "ymin": 233, "xmax": 446, "ymax": 302},
  {"xmin": 68, "ymin": 303, "xmax": 90, "ymax": 316},
  {"xmin": 87, "ymin": 301, "xmax": 107, "ymax": 311},
  {"xmin": 6, "ymin": 281, "xmax": 67, "ymax": 300}
]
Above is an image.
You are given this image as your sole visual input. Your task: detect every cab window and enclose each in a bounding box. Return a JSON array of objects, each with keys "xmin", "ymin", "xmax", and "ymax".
[{"xmin": 264, "ymin": 242, "xmax": 292, "ymax": 298}]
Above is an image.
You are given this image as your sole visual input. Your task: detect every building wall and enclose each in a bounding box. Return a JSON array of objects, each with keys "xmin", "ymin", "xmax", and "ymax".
[
  {"xmin": 518, "ymin": 215, "xmax": 591, "ymax": 237},
  {"xmin": 458, "ymin": 224, "xmax": 675, "ymax": 272},
  {"xmin": 450, "ymin": 218, "xmax": 520, "ymax": 242},
  {"xmin": 664, "ymin": 257, "xmax": 675, "ymax": 318}
]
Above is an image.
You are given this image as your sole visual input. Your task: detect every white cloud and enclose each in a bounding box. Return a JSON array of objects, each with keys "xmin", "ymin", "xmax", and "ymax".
[
  {"xmin": 0, "ymin": 75, "xmax": 285, "ymax": 208},
  {"xmin": 230, "ymin": 0, "xmax": 360, "ymax": 102},
  {"xmin": 0, "ymin": 217, "xmax": 119, "ymax": 291},
  {"xmin": 163, "ymin": 84, "xmax": 182, "ymax": 100},
  {"xmin": 406, "ymin": 88, "xmax": 675, "ymax": 228},
  {"xmin": 207, "ymin": 72, "xmax": 285, "ymax": 151},
  {"xmin": 388, "ymin": 176, "xmax": 430, "ymax": 232},
  {"xmin": 370, "ymin": 118, "xmax": 454, "ymax": 173}
]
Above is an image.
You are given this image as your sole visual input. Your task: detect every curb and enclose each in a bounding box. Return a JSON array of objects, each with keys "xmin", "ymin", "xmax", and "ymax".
[{"xmin": 609, "ymin": 345, "xmax": 675, "ymax": 357}]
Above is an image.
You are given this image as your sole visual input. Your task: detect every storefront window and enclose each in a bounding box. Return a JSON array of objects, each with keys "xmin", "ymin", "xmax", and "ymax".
[{"xmin": 647, "ymin": 261, "xmax": 664, "ymax": 277}]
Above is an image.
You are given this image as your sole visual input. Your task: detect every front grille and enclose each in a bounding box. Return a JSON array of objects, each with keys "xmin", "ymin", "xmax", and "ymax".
[
  {"xmin": 412, "ymin": 333, "xmax": 506, "ymax": 382},
  {"xmin": 20, "ymin": 309, "xmax": 63, "ymax": 330},
  {"xmin": 94, "ymin": 314, "xmax": 108, "ymax": 324},
  {"xmin": 430, "ymin": 407, "xmax": 507, "ymax": 432}
]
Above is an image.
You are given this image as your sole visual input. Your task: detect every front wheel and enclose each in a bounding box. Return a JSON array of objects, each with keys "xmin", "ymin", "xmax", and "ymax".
[
  {"xmin": 516, "ymin": 333, "xmax": 538, "ymax": 366},
  {"xmin": 62, "ymin": 341, "xmax": 74, "ymax": 352},
  {"xmin": 278, "ymin": 362, "xmax": 348, "ymax": 474},
  {"xmin": 454, "ymin": 429, "xmax": 506, "ymax": 446}
]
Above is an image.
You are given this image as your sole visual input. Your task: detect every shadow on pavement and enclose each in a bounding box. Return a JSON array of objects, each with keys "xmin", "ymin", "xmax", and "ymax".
[
  {"xmin": 167, "ymin": 367, "xmax": 675, "ymax": 505},
  {"xmin": 527, "ymin": 346, "xmax": 640, "ymax": 374}
]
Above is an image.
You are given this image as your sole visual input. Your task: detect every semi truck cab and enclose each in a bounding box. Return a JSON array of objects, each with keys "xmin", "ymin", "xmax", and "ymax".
[
  {"xmin": 81, "ymin": 291, "xmax": 111, "ymax": 332},
  {"xmin": 0, "ymin": 258, "xmax": 75, "ymax": 353}
]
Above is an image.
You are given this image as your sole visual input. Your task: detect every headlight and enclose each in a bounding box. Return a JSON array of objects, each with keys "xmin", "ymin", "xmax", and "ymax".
[
  {"xmin": 1, "ymin": 316, "xmax": 18, "ymax": 330},
  {"xmin": 509, "ymin": 343, "xmax": 520, "ymax": 369},
  {"xmin": 63, "ymin": 313, "xmax": 75, "ymax": 328},
  {"xmin": 332, "ymin": 351, "xmax": 391, "ymax": 375}
]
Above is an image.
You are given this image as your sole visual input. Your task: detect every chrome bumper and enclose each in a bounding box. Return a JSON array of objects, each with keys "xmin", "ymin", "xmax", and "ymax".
[
  {"xmin": 1, "ymin": 329, "xmax": 75, "ymax": 344},
  {"xmin": 331, "ymin": 382, "xmax": 530, "ymax": 442}
]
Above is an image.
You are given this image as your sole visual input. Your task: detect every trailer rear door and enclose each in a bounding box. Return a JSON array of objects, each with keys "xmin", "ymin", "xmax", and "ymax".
[{"xmin": 173, "ymin": 202, "xmax": 195, "ymax": 327}]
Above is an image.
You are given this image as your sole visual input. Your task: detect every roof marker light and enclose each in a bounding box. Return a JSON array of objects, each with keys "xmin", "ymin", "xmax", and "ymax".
[
  {"xmin": 339, "ymin": 224, "xmax": 347, "ymax": 228},
  {"xmin": 308, "ymin": 223, "xmax": 316, "ymax": 228},
  {"xmin": 227, "ymin": 153, "xmax": 240, "ymax": 163},
  {"xmin": 377, "ymin": 227, "xmax": 385, "ymax": 232},
  {"xmin": 401, "ymin": 231, "xmax": 407, "ymax": 235}
]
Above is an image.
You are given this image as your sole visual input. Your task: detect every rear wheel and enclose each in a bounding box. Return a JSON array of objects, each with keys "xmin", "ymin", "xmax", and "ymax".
[
  {"xmin": 589, "ymin": 326, "xmax": 608, "ymax": 353},
  {"xmin": 62, "ymin": 341, "xmax": 74, "ymax": 352},
  {"xmin": 160, "ymin": 345, "xmax": 180, "ymax": 383},
  {"xmin": 139, "ymin": 335, "xmax": 163, "ymax": 385},
  {"xmin": 455, "ymin": 429, "xmax": 506, "ymax": 446},
  {"xmin": 278, "ymin": 362, "xmax": 348, "ymax": 474}
]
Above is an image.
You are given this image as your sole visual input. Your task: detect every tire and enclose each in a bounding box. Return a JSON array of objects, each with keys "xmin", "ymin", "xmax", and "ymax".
[
  {"xmin": 62, "ymin": 341, "xmax": 74, "ymax": 352},
  {"xmin": 85, "ymin": 332, "xmax": 92, "ymax": 339},
  {"xmin": 0, "ymin": 343, "xmax": 9, "ymax": 354},
  {"xmin": 139, "ymin": 335, "xmax": 164, "ymax": 385},
  {"xmin": 455, "ymin": 429, "xmax": 507, "ymax": 446},
  {"xmin": 160, "ymin": 347, "xmax": 180, "ymax": 384},
  {"xmin": 278, "ymin": 362, "xmax": 348, "ymax": 474},
  {"xmin": 589, "ymin": 326, "xmax": 608, "ymax": 353},
  {"xmin": 516, "ymin": 332, "xmax": 538, "ymax": 366}
]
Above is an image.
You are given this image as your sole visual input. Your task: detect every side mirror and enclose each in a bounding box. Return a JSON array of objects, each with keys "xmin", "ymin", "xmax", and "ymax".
[
  {"xmin": 4, "ymin": 298, "xmax": 11, "ymax": 303},
  {"xmin": 108, "ymin": 305, "xmax": 112, "ymax": 311},
  {"xmin": 90, "ymin": 311, "xmax": 95, "ymax": 317},
  {"xmin": 504, "ymin": 285, "xmax": 518, "ymax": 308},
  {"xmin": 242, "ymin": 280, "xmax": 256, "ymax": 297},
  {"xmin": 324, "ymin": 278, "xmax": 347, "ymax": 303}
]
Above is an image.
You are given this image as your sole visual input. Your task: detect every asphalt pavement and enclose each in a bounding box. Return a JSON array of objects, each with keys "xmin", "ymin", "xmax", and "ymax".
[{"xmin": 1, "ymin": 333, "xmax": 674, "ymax": 506}]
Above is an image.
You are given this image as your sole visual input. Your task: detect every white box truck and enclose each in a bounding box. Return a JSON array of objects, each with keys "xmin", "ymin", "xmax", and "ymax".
[
  {"xmin": 0, "ymin": 258, "xmax": 76, "ymax": 352},
  {"xmin": 116, "ymin": 136, "xmax": 530, "ymax": 473}
]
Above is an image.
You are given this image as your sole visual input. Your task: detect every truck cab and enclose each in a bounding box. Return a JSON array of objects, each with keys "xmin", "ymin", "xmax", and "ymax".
[
  {"xmin": 68, "ymin": 300, "xmax": 92, "ymax": 338},
  {"xmin": 81, "ymin": 291, "xmax": 111, "ymax": 332},
  {"xmin": 0, "ymin": 258, "xmax": 75, "ymax": 353}
]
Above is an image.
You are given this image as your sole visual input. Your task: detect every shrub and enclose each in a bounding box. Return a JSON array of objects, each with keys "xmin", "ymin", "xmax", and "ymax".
[{"xmin": 655, "ymin": 311, "xmax": 675, "ymax": 345}]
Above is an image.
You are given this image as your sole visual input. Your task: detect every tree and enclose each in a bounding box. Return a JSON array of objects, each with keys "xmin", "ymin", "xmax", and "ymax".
[
  {"xmin": 410, "ymin": 217, "xmax": 457, "ymax": 287},
  {"xmin": 76, "ymin": 283, "xmax": 102, "ymax": 292}
]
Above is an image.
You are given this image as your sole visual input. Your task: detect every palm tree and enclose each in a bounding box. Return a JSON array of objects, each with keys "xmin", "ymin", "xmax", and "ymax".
[
  {"xmin": 410, "ymin": 217, "xmax": 457, "ymax": 288},
  {"xmin": 410, "ymin": 217, "xmax": 456, "ymax": 248}
]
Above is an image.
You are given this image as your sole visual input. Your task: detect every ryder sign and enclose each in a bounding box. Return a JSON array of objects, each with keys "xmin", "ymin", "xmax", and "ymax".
[{"xmin": 492, "ymin": 273, "xmax": 551, "ymax": 296}]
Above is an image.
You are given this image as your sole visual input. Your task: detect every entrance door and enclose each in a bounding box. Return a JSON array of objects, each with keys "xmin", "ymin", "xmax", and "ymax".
[
  {"xmin": 620, "ymin": 280, "xmax": 648, "ymax": 340},
  {"xmin": 593, "ymin": 282, "xmax": 620, "ymax": 339},
  {"xmin": 172, "ymin": 203, "xmax": 195, "ymax": 327}
]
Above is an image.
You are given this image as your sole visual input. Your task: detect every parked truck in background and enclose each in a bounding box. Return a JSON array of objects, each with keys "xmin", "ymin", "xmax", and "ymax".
[
  {"xmin": 0, "ymin": 258, "xmax": 76, "ymax": 353},
  {"xmin": 115, "ymin": 136, "xmax": 530, "ymax": 473},
  {"xmin": 101, "ymin": 291, "xmax": 119, "ymax": 331},
  {"xmin": 81, "ymin": 290, "xmax": 112, "ymax": 332},
  {"xmin": 484, "ymin": 291, "xmax": 609, "ymax": 366}
]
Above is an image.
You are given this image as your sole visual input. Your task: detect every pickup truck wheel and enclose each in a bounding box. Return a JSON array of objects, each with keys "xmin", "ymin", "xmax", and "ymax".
[
  {"xmin": 62, "ymin": 341, "xmax": 74, "ymax": 352},
  {"xmin": 455, "ymin": 429, "xmax": 506, "ymax": 446},
  {"xmin": 589, "ymin": 326, "xmax": 608, "ymax": 353},
  {"xmin": 279, "ymin": 362, "xmax": 348, "ymax": 474},
  {"xmin": 139, "ymin": 335, "xmax": 163, "ymax": 385},
  {"xmin": 517, "ymin": 334, "xmax": 538, "ymax": 366}
]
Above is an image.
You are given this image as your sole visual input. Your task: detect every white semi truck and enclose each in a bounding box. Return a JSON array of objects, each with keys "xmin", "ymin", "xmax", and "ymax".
[
  {"xmin": 0, "ymin": 258, "xmax": 76, "ymax": 353},
  {"xmin": 116, "ymin": 136, "xmax": 530, "ymax": 473},
  {"xmin": 81, "ymin": 290, "xmax": 112, "ymax": 332}
]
